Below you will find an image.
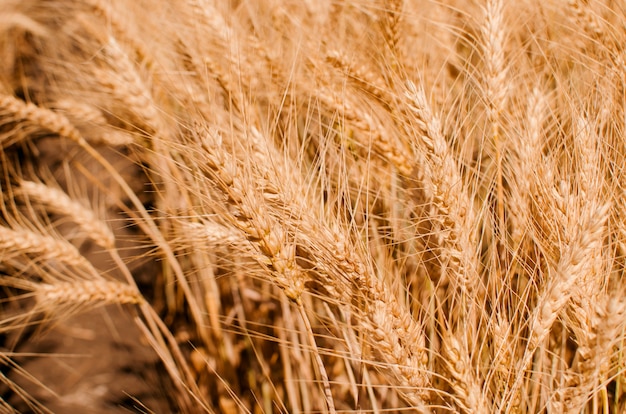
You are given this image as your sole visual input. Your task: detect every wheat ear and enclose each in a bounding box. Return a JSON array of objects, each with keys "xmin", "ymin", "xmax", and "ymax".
[
  {"xmin": 566, "ymin": 0, "xmax": 604, "ymax": 41},
  {"xmin": 380, "ymin": 0, "xmax": 404, "ymax": 70},
  {"xmin": 508, "ymin": 86, "xmax": 548, "ymax": 248},
  {"xmin": 93, "ymin": 35, "xmax": 162, "ymax": 134},
  {"xmin": 564, "ymin": 114, "xmax": 606, "ymax": 320},
  {"xmin": 50, "ymin": 99, "xmax": 134, "ymax": 146},
  {"xmin": 17, "ymin": 180, "xmax": 115, "ymax": 249},
  {"xmin": 480, "ymin": 0, "xmax": 509, "ymax": 249},
  {"xmin": 404, "ymin": 81, "xmax": 479, "ymax": 297},
  {"xmin": 528, "ymin": 201, "xmax": 610, "ymax": 356},
  {"xmin": 35, "ymin": 279, "xmax": 143, "ymax": 309},
  {"xmin": 441, "ymin": 331, "xmax": 488, "ymax": 413},
  {"xmin": 312, "ymin": 85, "xmax": 413, "ymax": 175},
  {"xmin": 0, "ymin": 225, "xmax": 98, "ymax": 275},
  {"xmin": 488, "ymin": 316, "xmax": 521, "ymax": 412},
  {"xmin": 0, "ymin": 93, "xmax": 85, "ymax": 148},
  {"xmin": 326, "ymin": 50, "xmax": 393, "ymax": 106},
  {"xmin": 563, "ymin": 294, "xmax": 626, "ymax": 411}
]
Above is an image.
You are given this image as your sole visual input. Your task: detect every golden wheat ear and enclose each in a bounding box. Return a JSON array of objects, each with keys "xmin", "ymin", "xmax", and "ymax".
[
  {"xmin": 0, "ymin": 94, "xmax": 85, "ymax": 148},
  {"xmin": 403, "ymin": 81, "xmax": 479, "ymax": 298},
  {"xmin": 15, "ymin": 180, "xmax": 115, "ymax": 250},
  {"xmin": 49, "ymin": 99, "xmax": 134, "ymax": 146}
]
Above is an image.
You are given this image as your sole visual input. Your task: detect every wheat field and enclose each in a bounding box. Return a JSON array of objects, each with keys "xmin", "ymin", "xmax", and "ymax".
[{"xmin": 1, "ymin": 0, "xmax": 625, "ymax": 412}]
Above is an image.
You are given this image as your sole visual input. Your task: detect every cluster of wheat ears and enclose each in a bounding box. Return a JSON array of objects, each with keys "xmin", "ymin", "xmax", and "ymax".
[{"xmin": 1, "ymin": 0, "xmax": 626, "ymax": 412}]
